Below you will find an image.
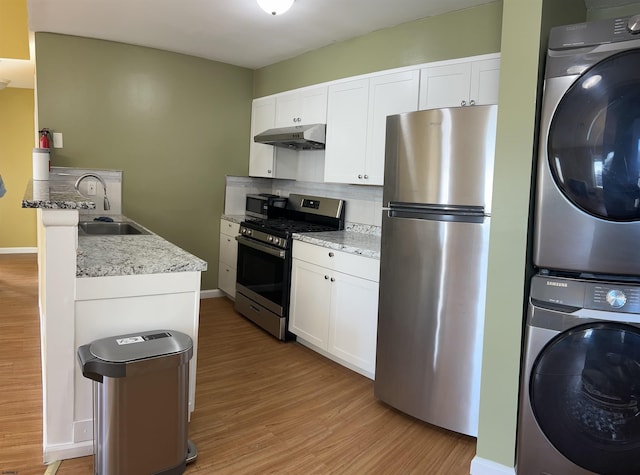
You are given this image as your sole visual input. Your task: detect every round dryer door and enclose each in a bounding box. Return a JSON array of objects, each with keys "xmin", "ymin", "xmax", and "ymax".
[
  {"xmin": 548, "ymin": 49, "xmax": 640, "ymax": 221},
  {"xmin": 530, "ymin": 322, "xmax": 640, "ymax": 475}
]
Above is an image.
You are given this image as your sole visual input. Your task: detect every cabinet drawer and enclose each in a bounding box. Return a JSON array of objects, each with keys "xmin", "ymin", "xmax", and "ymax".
[
  {"xmin": 292, "ymin": 240, "xmax": 380, "ymax": 282},
  {"xmin": 220, "ymin": 219, "xmax": 240, "ymax": 237}
]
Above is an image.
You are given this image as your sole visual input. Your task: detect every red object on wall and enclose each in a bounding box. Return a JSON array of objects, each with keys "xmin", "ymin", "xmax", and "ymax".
[{"xmin": 39, "ymin": 129, "xmax": 51, "ymax": 149}]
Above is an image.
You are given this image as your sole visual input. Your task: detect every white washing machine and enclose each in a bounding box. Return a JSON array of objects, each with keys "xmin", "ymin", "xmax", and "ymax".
[
  {"xmin": 534, "ymin": 14, "xmax": 640, "ymax": 276},
  {"xmin": 517, "ymin": 274, "xmax": 640, "ymax": 475}
]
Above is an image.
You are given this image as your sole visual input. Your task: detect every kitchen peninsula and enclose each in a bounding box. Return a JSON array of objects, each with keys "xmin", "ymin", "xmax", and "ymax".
[{"xmin": 22, "ymin": 176, "xmax": 207, "ymax": 464}]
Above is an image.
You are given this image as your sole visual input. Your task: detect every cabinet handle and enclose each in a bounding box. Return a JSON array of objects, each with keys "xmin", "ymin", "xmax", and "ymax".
[
  {"xmin": 267, "ymin": 169, "xmax": 272, "ymax": 174},
  {"xmin": 324, "ymin": 275, "xmax": 329, "ymax": 280},
  {"xmin": 470, "ymin": 99, "xmax": 476, "ymax": 106},
  {"xmin": 328, "ymin": 252, "xmax": 334, "ymax": 257},
  {"xmin": 227, "ymin": 238, "xmax": 231, "ymax": 242},
  {"xmin": 364, "ymin": 174, "xmax": 369, "ymax": 179},
  {"xmin": 461, "ymin": 100, "xmax": 467, "ymax": 106},
  {"xmin": 330, "ymin": 277, "xmax": 335, "ymax": 282},
  {"xmin": 358, "ymin": 174, "xmax": 363, "ymax": 179}
]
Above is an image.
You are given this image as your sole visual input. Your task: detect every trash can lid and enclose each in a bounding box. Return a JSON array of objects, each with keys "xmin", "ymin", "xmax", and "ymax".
[{"xmin": 89, "ymin": 329, "xmax": 192, "ymax": 363}]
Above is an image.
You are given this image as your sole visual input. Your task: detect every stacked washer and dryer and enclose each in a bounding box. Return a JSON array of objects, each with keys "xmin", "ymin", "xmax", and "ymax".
[{"xmin": 517, "ymin": 14, "xmax": 640, "ymax": 475}]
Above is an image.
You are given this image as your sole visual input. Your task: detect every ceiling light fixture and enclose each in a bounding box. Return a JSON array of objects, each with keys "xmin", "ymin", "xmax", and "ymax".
[
  {"xmin": 0, "ymin": 79, "xmax": 10, "ymax": 90},
  {"xmin": 257, "ymin": 0, "xmax": 294, "ymax": 15}
]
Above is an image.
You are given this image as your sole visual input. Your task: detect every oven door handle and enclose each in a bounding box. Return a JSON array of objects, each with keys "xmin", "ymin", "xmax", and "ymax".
[{"xmin": 236, "ymin": 235, "xmax": 286, "ymax": 259}]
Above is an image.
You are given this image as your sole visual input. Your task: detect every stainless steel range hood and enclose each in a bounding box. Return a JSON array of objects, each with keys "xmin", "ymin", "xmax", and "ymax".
[{"xmin": 254, "ymin": 124, "xmax": 326, "ymax": 150}]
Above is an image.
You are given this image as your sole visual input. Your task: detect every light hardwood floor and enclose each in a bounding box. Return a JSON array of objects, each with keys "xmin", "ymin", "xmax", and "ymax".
[{"xmin": 0, "ymin": 253, "xmax": 475, "ymax": 474}]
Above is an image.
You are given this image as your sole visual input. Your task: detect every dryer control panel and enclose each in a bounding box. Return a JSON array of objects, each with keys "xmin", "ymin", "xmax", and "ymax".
[
  {"xmin": 530, "ymin": 275, "xmax": 640, "ymax": 314},
  {"xmin": 549, "ymin": 15, "xmax": 640, "ymax": 50}
]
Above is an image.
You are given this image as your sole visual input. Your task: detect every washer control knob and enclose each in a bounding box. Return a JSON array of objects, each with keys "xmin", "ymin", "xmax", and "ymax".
[
  {"xmin": 628, "ymin": 14, "xmax": 640, "ymax": 34},
  {"xmin": 606, "ymin": 289, "xmax": 627, "ymax": 309}
]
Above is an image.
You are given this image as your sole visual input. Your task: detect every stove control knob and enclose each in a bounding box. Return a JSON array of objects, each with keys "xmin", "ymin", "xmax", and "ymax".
[
  {"xmin": 274, "ymin": 238, "xmax": 280, "ymax": 245},
  {"xmin": 606, "ymin": 289, "xmax": 627, "ymax": 309},
  {"xmin": 268, "ymin": 236, "xmax": 273, "ymax": 242},
  {"xmin": 627, "ymin": 14, "xmax": 640, "ymax": 34}
]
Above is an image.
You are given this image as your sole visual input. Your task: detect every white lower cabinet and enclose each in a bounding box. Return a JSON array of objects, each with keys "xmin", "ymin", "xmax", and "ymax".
[
  {"xmin": 218, "ymin": 218, "xmax": 239, "ymax": 298},
  {"xmin": 289, "ymin": 241, "xmax": 380, "ymax": 378}
]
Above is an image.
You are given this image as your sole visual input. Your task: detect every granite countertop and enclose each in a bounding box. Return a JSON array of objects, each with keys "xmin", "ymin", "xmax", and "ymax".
[
  {"xmin": 22, "ymin": 180, "xmax": 96, "ymax": 209},
  {"xmin": 77, "ymin": 215, "xmax": 207, "ymax": 278},
  {"xmin": 293, "ymin": 230, "xmax": 381, "ymax": 260},
  {"xmin": 23, "ymin": 180, "xmax": 207, "ymax": 278},
  {"xmin": 221, "ymin": 214, "xmax": 245, "ymax": 224}
]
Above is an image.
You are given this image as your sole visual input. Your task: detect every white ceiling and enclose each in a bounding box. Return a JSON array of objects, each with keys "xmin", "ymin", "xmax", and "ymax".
[
  {"xmin": 26, "ymin": 0, "xmax": 495, "ymax": 70},
  {"xmin": 1, "ymin": 0, "xmax": 637, "ymax": 90}
]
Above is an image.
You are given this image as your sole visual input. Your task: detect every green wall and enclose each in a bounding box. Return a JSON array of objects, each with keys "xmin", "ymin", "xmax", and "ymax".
[
  {"xmin": 253, "ymin": 2, "xmax": 503, "ymax": 97},
  {"xmin": 35, "ymin": 33, "xmax": 253, "ymax": 290},
  {"xmin": 476, "ymin": 0, "xmax": 586, "ymax": 467}
]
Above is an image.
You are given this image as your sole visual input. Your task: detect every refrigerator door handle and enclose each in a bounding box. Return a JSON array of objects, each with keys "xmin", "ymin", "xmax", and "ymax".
[
  {"xmin": 387, "ymin": 209, "xmax": 485, "ymax": 223},
  {"xmin": 387, "ymin": 201, "xmax": 485, "ymax": 215}
]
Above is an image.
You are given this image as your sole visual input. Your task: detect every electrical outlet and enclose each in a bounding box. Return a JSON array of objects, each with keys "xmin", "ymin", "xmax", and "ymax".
[{"xmin": 87, "ymin": 181, "xmax": 97, "ymax": 196}]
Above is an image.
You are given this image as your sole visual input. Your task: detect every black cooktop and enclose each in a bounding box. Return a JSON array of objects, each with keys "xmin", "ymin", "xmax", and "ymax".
[{"xmin": 243, "ymin": 218, "xmax": 338, "ymax": 238}]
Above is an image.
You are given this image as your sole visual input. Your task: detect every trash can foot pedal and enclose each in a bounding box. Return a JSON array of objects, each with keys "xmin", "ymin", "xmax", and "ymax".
[{"xmin": 186, "ymin": 439, "xmax": 197, "ymax": 464}]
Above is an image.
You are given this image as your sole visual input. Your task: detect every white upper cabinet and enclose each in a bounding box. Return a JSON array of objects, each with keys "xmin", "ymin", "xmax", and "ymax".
[
  {"xmin": 324, "ymin": 79, "xmax": 369, "ymax": 184},
  {"xmin": 324, "ymin": 70, "xmax": 419, "ymax": 185},
  {"xmin": 419, "ymin": 57, "xmax": 500, "ymax": 110},
  {"xmin": 249, "ymin": 96, "xmax": 276, "ymax": 178},
  {"xmin": 275, "ymin": 86, "xmax": 328, "ymax": 127}
]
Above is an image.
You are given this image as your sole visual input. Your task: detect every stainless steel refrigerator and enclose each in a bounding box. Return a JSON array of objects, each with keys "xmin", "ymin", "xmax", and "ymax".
[{"xmin": 374, "ymin": 105, "xmax": 498, "ymax": 437}]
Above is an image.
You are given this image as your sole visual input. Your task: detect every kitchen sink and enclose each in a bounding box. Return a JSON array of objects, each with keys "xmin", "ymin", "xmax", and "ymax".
[{"xmin": 78, "ymin": 221, "xmax": 151, "ymax": 236}]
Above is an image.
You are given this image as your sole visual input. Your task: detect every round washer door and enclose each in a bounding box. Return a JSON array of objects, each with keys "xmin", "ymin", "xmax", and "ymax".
[
  {"xmin": 548, "ymin": 49, "xmax": 640, "ymax": 221},
  {"xmin": 530, "ymin": 322, "xmax": 640, "ymax": 475}
]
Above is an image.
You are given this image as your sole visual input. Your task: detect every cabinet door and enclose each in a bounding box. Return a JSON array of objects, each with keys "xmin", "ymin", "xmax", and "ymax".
[
  {"xmin": 249, "ymin": 96, "xmax": 276, "ymax": 177},
  {"xmin": 218, "ymin": 263, "xmax": 236, "ymax": 297},
  {"xmin": 219, "ymin": 232, "xmax": 237, "ymax": 267},
  {"xmin": 324, "ymin": 79, "xmax": 369, "ymax": 184},
  {"xmin": 470, "ymin": 58, "xmax": 500, "ymax": 105},
  {"xmin": 275, "ymin": 87, "xmax": 328, "ymax": 126},
  {"xmin": 275, "ymin": 92, "xmax": 300, "ymax": 127},
  {"xmin": 365, "ymin": 70, "xmax": 419, "ymax": 185},
  {"xmin": 300, "ymin": 86, "xmax": 328, "ymax": 124},
  {"xmin": 289, "ymin": 259, "xmax": 331, "ymax": 349},
  {"xmin": 419, "ymin": 62, "xmax": 472, "ymax": 110},
  {"xmin": 329, "ymin": 272, "xmax": 379, "ymax": 377}
]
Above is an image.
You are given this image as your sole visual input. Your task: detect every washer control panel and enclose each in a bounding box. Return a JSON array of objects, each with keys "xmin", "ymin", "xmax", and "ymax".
[
  {"xmin": 589, "ymin": 283, "xmax": 640, "ymax": 312},
  {"xmin": 531, "ymin": 275, "xmax": 640, "ymax": 314}
]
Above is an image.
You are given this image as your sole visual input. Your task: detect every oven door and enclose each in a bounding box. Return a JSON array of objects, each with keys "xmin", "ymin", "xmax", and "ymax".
[{"xmin": 235, "ymin": 235, "xmax": 288, "ymax": 316}]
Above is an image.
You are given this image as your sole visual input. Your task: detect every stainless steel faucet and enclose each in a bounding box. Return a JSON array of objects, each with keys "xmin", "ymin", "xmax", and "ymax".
[{"xmin": 74, "ymin": 173, "xmax": 111, "ymax": 211}]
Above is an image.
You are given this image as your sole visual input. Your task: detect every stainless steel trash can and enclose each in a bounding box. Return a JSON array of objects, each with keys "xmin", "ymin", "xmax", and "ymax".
[{"xmin": 78, "ymin": 329, "xmax": 195, "ymax": 475}]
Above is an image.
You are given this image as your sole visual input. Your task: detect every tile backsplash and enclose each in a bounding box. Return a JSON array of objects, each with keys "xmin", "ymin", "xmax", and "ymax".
[
  {"xmin": 50, "ymin": 166, "xmax": 123, "ymax": 215},
  {"xmin": 224, "ymin": 176, "xmax": 383, "ymax": 226}
]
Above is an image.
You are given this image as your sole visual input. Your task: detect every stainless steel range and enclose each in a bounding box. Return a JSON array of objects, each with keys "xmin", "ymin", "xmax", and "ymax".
[{"xmin": 235, "ymin": 194, "xmax": 345, "ymax": 340}]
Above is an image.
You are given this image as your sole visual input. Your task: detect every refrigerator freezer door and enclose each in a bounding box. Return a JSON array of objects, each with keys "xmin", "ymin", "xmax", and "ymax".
[
  {"xmin": 383, "ymin": 105, "xmax": 498, "ymax": 213},
  {"xmin": 374, "ymin": 213, "xmax": 490, "ymax": 437}
]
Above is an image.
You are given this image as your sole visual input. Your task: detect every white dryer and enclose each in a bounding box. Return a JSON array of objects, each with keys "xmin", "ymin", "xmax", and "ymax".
[
  {"xmin": 534, "ymin": 14, "xmax": 640, "ymax": 276},
  {"xmin": 517, "ymin": 274, "xmax": 640, "ymax": 475}
]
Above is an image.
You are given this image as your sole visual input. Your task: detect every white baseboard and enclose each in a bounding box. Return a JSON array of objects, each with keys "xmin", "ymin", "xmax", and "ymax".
[
  {"xmin": 470, "ymin": 456, "xmax": 515, "ymax": 475},
  {"xmin": 0, "ymin": 247, "xmax": 37, "ymax": 254},
  {"xmin": 43, "ymin": 440, "xmax": 93, "ymax": 464},
  {"xmin": 200, "ymin": 289, "xmax": 226, "ymax": 299}
]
